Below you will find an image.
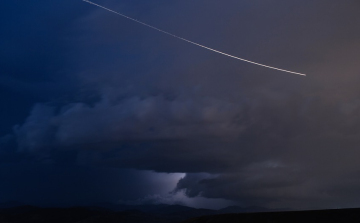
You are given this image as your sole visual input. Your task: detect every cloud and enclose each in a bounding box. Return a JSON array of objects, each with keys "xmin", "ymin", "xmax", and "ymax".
[
  {"xmin": 119, "ymin": 190, "xmax": 234, "ymax": 210},
  {"xmin": 14, "ymin": 104, "xmax": 57, "ymax": 154},
  {"xmin": 5, "ymin": 0, "xmax": 360, "ymax": 210},
  {"xmin": 119, "ymin": 193, "xmax": 186, "ymax": 206},
  {"xmin": 14, "ymin": 94, "xmax": 244, "ymax": 151}
]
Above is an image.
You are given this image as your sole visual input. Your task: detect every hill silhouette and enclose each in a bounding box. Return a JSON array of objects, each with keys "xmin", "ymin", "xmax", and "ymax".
[
  {"xmin": 180, "ymin": 208, "xmax": 360, "ymax": 223},
  {"xmin": 5, "ymin": 204, "xmax": 360, "ymax": 223},
  {"xmin": 0, "ymin": 204, "xmax": 274, "ymax": 223}
]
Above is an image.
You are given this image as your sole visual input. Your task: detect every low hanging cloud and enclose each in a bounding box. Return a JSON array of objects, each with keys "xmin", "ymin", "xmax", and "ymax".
[{"xmin": 14, "ymin": 94, "xmax": 244, "ymax": 154}]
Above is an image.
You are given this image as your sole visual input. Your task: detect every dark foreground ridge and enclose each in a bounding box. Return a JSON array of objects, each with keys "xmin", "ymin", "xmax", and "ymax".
[
  {"xmin": 181, "ymin": 208, "xmax": 360, "ymax": 223},
  {"xmin": 0, "ymin": 203, "xmax": 276, "ymax": 223},
  {"xmin": 1, "ymin": 205, "xmax": 360, "ymax": 223}
]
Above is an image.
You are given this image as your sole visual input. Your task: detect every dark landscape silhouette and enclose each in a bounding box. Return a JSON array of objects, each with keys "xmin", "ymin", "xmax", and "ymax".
[
  {"xmin": 0, "ymin": 203, "xmax": 275, "ymax": 223},
  {"xmin": 1, "ymin": 203, "xmax": 360, "ymax": 223}
]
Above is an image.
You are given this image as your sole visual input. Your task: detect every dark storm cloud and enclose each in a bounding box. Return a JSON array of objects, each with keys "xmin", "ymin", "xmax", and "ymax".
[
  {"xmin": 3, "ymin": 0, "xmax": 360, "ymax": 209},
  {"xmin": 14, "ymin": 96, "xmax": 243, "ymax": 151}
]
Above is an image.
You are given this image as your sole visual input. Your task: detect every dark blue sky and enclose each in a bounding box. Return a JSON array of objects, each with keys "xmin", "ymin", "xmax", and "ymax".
[{"xmin": 1, "ymin": 0, "xmax": 360, "ymax": 210}]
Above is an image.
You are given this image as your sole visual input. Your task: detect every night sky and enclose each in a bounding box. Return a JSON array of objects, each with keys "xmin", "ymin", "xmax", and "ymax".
[{"xmin": 1, "ymin": 0, "xmax": 360, "ymax": 210}]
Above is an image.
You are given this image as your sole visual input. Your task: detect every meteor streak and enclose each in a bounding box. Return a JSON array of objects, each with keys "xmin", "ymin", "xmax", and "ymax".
[{"xmin": 83, "ymin": 0, "xmax": 306, "ymax": 76}]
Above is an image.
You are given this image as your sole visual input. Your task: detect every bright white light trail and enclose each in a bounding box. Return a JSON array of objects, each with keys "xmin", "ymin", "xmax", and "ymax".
[{"xmin": 83, "ymin": 0, "xmax": 306, "ymax": 76}]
